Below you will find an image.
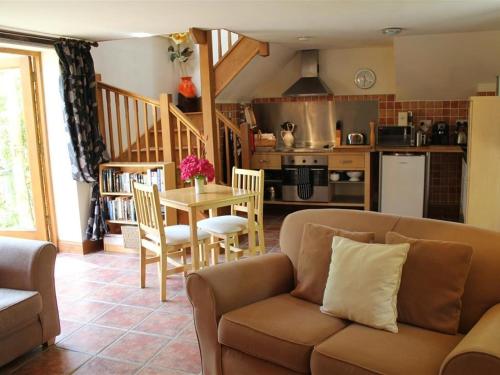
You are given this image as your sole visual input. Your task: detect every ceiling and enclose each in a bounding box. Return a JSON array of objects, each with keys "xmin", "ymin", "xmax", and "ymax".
[{"xmin": 1, "ymin": 1, "xmax": 500, "ymax": 48}]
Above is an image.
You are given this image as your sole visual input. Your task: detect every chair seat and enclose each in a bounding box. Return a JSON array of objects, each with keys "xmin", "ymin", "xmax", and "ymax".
[
  {"xmin": 311, "ymin": 322, "xmax": 463, "ymax": 375},
  {"xmin": 218, "ymin": 293, "xmax": 348, "ymax": 374},
  {"xmin": 0, "ymin": 288, "xmax": 42, "ymax": 338},
  {"xmin": 198, "ymin": 215, "xmax": 253, "ymax": 235},
  {"xmin": 147, "ymin": 225, "xmax": 210, "ymax": 246}
]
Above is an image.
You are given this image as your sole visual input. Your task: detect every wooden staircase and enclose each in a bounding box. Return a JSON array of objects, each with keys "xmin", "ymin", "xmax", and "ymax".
[{"xmin": 96, "ymin": 28, "xmax": 268, "ymax": 185}]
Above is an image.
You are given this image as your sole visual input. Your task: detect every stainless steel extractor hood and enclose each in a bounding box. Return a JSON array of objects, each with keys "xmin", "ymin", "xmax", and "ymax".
[{"xmin": 282, "ymin": 50, "xmax": 332, "ymax": 97}]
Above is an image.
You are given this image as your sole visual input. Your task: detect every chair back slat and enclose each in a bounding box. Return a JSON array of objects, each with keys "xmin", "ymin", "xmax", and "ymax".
[
  {"xmin": 132, "ymin": 182, "xmax": 166, "ymax": 251},
  {"xmin": 231, "ymin": 167, "xmax": 264, "ymax": 222}
]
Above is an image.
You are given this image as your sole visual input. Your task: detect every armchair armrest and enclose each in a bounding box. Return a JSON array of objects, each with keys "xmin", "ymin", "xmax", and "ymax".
[
  {"xmin": 0, "ymin": 237, "xmax": 60, "ymax": 343},
  {"xmin": 440, "ymin": 303, "xmax": 500, "ymax": 375},
  {"xmin": 186, "ymin": 252, "xmax": 294, "ymax": 375}
]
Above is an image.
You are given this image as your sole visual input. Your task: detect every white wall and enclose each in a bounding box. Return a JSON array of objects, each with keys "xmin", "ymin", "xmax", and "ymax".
[
  {"xmin": 244, "ymin": 46, "xmax": 396, "ymax": 99},
  {"xmin": 394, "ymin": 31, "xmax": 500, "ymax": 100},
  {"xmin": 92, "ymin": 36, "xmax": 200, "ymax": 101}
]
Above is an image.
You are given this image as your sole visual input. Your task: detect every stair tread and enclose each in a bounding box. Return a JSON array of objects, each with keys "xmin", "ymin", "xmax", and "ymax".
[{"xmin": 131, "ymin": 145, "xmax": 199, "ymax": 152}]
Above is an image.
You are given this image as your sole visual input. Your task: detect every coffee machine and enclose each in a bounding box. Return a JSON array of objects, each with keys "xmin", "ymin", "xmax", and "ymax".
[{"xmin": 432, "ymin": 121, "xmax": 449, "ymax": 145}]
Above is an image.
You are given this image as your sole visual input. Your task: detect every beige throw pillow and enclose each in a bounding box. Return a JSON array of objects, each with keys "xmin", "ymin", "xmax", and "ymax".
[{"xmin": 321, "ymin": 236, "xmax": 410, "ymax": 333}]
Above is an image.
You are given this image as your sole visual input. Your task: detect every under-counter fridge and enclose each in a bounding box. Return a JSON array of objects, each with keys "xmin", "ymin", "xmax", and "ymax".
[{"xmin": 379, "ymin": 153, "xmax": 427, "ymax": 218}]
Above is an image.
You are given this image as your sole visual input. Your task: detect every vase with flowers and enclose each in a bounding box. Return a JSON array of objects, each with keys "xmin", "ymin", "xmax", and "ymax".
[
  {"xmin": 179, "ymin": 154, "xmax": 215, "ymax": 195},
  {"xmin": 168, "ymin": 32, "xmax": 198, "ymax": 111}
]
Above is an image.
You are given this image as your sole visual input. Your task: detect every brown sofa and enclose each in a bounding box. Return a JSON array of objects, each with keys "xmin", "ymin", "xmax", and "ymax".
[
  {"xmin": 186, "ymin": 209, "xmax": 500, "ymax": 375},
  {"xmin": 0, "ymin": 237, "xmax": 60, "ymax": 366}
]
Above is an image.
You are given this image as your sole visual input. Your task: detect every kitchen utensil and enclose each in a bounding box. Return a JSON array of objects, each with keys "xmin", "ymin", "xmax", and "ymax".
[
  {"xmin": 455, "ymin": 121, "xmax": 467, "ymax": 145},
  {"xmin": 280, "ymin": 121, "xmax": 296, "ymax": 148},
  {"xmin": 346, "ymin": 132, "xmax": 365, "ymax": 145},
  {"xmin": 416, "ymin": 129, "xmax": 423, "ymax": 147},
  {"xmin": 347, "ymin": 171, "xmax": 363, "ymax": 182}
]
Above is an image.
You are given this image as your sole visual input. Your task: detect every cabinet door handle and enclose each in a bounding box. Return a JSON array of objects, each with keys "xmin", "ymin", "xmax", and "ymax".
[
  {"xmin": 341, "ymin": 160, "xmax": 353, "ymax": 164},
  {"xmin": 259, "ymin": 159, "xmax": 268, "ymax": 163}
]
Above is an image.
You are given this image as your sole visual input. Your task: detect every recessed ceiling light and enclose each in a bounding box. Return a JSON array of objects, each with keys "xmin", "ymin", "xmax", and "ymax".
[
  {"xmin": 297, "ymin": 36, "xmax": 312, "ymax": 41},
  {"xmin": 382, "ymin": 27, "xmax": 403, "ymax": 36},
  {"xmin": 130, "ymin": 32, "xmax": 153, "ymax": 38}
]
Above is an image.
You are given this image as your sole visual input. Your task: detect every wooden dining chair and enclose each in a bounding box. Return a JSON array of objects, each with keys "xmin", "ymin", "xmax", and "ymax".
[
  {"xmin": 132, "ymin": 182, "xmax": 210, "ymax": 301},
  {"xmin": 197, "ymin": 167, "xmax": 265, "ymax": 263}
]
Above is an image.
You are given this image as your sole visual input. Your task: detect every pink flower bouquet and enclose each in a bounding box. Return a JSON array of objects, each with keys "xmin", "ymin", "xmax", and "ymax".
[{"xmin": 179, "ymin": 154, "xmax": 215, "ymax": 183}]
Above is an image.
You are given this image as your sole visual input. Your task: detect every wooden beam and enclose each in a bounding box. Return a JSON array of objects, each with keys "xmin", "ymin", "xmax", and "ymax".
[
  {"xmin": 259, "ymin": 42, "xmax": 269, "ymax": 57},
  {"xmin": 198, "ymin": 30, "xmax": 221, "ymax": 180},
  {"xmin": 214, "ymin": 37, "xmax": 266, "ymax": 97},
  {"xmin": 189, "ymin": 27, "xmax": 207, "ymax": 44}
]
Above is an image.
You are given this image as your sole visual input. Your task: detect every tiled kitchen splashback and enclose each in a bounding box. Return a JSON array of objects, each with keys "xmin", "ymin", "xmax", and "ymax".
[{"xmin": 252, "ymin": 94, "xmax": 477, "ymax": 129}]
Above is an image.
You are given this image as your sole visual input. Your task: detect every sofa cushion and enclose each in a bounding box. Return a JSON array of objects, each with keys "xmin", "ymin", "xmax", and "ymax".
[
  {"xmin": 386, "ymin": 232, "xmax": 473, "ymax": 334},
  {"xmin": 0, "ymin": 288, "xmax": 42, "ymax": 337},
  {"xmin": 291, "ymin": 223, "xmax": 374, "ymax": 305},
  {"xmin": 321, "ymin": 236, "xmax": 410, "ymax": 333},
  {"xmin": 311, "ymin": 323, "xmax": 463, "ymax": 375},
  {"xmin": 219, "ymin": 293, "xmax": 348, "ymax": 374}
]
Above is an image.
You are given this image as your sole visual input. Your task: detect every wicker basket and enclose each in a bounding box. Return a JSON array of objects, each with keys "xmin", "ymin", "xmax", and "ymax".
[{"xmin": 121, "ymin": 225, "xmax": 140, "ymax": 250}]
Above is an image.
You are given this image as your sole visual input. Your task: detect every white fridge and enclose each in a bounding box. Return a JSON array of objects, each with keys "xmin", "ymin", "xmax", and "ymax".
[{"xmin": 380, "ymin": 154, "xmax": 427, "ymax": 218}]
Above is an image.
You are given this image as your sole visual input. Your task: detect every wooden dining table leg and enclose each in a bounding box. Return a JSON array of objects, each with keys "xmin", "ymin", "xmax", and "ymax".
[
  {"xmin": 188, "ymin": 207, "xmax": 200, "ymax": 271},
  {"xmin": 247, "ymin": 197, "xmax": 256, "ymax": 256}
]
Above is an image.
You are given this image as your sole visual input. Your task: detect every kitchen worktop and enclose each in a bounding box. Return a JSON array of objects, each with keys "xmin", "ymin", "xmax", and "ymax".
[{"xmin": 254, "ymin": 145, "xmax": 464, "ymax": 154}]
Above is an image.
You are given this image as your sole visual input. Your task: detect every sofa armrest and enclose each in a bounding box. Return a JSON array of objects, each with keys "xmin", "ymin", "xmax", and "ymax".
[
  {"xmin": 0, "ymin": 237, "xmax": 60, "ymax": 343},
  {"xmin": 186, "ymin": 252, "xmax": 294, "ymax": 375},
  {"xmin": 440, "ymin": 303, "xmax": 500, "ymax": 375}
]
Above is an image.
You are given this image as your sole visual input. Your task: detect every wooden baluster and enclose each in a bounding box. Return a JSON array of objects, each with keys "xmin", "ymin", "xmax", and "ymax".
[
  {"xmin": 232, "ymin": 129, "xmax": 238, "ymax": 168},
  {"xmin": 152, "ymin": 104, "xmax": 159, "ymax": 161},
  {"xmin": 105, "ymin": 89, "xmax": 115, "ymax": 159},
  {"xmin": 177, "ymin": 118, "xmax": 182, "ymax": 162},
  {"xmin": 227, "ymin": 29, "xmax": 231, "ymax": 50},
  {"xmin": 240, "ymin": 123, "xmax": 250, "ymax": 169},
  {"xmin": 160, "ymin": 94, "xmax": 175, "ymax": 163},
  {"xmin": 124, "ymin": 97, "xmax": 132, "ymax": 161},
  {"xmin": 217, "ymin": 29, "xmax": 222, "ymax": 60},
  {"xmin": 224, "ymin": 126, "xmax": 230, "ymax": 184},
  {"xmin": 134, "ymin": 99, "xmax": 141, "ymax": 162},
  {"xmin": 115, "ymin": 92, "xmax": 123, "ymax": 158},
  {"xmin": 187, "ymin": 128, "xmax": 192, "ymax": 155},
  {"xmin": 196, "ymin": 137, "xmax": 201, "ymax": 158},
  {"xmin": 143, "ymin": 102, "xmax": 150, "ymax": 162}
]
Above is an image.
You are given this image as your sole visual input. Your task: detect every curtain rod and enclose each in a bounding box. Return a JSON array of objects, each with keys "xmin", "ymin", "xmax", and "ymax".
[{"xmin": 0, "ymin": 29, "xmax": 99, "ymax": 47}]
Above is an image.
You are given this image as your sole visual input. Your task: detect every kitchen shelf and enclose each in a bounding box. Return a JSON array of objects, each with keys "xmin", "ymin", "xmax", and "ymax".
[
  {"xmin": 332, "ymin": 195, "xmax": 364, "ymax": 206},
  {"xmin": 264, "ymin": 199, "xmax": 364, "ymax": 208},
  {"xmin": 329, "ymin": 180, "xmax": 364, "ymax": 184}
]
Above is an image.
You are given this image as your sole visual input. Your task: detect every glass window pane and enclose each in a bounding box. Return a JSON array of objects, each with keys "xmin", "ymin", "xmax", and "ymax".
[{"xmin": 0, "ymin": 66, "xmax": 36, "ymax": 230}]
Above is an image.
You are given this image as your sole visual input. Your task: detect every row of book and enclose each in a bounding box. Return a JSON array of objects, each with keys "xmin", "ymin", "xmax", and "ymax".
[
  {"xmin": 104, "ymin": 197, "xmax": 136, "ymax": 222},
  {"xmin": 102, "ymin": 168, "xmax": 165, "ymax": 193}
]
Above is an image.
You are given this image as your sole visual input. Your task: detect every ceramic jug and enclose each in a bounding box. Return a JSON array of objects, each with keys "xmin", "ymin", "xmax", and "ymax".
[{"xmin": 280, "ymin": 122, "xmax": 295, "ymax": 148}]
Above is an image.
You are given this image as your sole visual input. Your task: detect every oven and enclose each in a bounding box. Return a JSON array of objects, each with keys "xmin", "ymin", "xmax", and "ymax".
[{"xmin": 281, "ymin": 155, "xmax": 329, "ymax": 202}]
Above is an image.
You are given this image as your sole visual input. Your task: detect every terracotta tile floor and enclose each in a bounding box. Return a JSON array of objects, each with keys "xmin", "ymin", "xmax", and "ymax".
[{"xmin": 1, "ymin": 208, "xmax": 291, "ymax": 374}]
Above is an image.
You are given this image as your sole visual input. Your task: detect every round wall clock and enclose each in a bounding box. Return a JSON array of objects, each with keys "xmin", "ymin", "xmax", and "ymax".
[{"xmin": 354, "ymin": 69, "xmax": 376, "ymax": 89}]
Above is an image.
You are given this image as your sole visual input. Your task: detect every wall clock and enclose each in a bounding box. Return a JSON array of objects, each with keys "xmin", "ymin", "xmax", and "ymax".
[{"xmin": 354, "ymin": 69, "xmax": 376, "ymax": 89}]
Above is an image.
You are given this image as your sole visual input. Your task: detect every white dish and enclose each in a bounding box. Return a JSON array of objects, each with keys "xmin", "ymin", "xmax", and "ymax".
[{"xmin": 347, "ymin": 171, "xmax": 363, "ymax": 182}]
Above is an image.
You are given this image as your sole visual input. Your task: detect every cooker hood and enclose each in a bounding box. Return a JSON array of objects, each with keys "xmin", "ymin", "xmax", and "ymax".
[{"xmin": 282, "ymin": 50, "xmax": 332, "ymax": 97}]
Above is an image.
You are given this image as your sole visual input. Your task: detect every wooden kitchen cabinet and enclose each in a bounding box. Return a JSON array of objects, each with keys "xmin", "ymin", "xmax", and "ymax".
[
  {"xmin": 328, "ymin": 153, "xmax": 365, "ymax": 170},
  {"xmin": 251, "ymin": 153, "xmax": 281, "ymax": 169}
]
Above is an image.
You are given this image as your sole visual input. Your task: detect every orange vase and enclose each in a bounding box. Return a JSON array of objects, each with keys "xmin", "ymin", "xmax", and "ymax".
[{"xmin": 178, "ymin": 76, "xmax": 197, "ymax": 98}]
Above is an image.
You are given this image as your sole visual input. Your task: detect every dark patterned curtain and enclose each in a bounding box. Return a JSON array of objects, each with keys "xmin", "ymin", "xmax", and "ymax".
[{"xmin": 54, "ymin": 39, "xmax": 109, "ymax": 241}]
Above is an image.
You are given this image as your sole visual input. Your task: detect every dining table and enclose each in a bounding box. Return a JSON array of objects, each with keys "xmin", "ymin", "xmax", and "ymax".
[{"xmin": 159, "ymin": 183, "xmax": 257, "ymax": 271}]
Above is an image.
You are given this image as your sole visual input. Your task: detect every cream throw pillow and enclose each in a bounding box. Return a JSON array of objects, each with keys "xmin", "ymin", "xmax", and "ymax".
[{"xmin": 321, "ymin": 236, "xmax": 410, "ymax": 333}]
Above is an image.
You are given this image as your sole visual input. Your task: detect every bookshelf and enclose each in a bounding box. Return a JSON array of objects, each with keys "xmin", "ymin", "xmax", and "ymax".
[{"xmin": 99, "ymin": 162, "xmax": 176, "ymax": 253}]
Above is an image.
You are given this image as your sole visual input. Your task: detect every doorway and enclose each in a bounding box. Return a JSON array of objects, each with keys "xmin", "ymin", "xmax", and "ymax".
[{"xmin": 0, "ymin": 48, "xmax": 54, "ymax": 241}]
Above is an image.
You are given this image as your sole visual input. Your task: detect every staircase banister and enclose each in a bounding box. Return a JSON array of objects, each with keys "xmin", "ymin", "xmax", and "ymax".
[
  {"xmin": 216, "ymin": 109, "xmax": 241, "ymax": 137},
  {"xmin": 96, "ymin": 81, "xmax": 160, "ymax": 106},
  {"xmin": 169, "ymin": 103, "xmax": 205, "ymax": 140}
]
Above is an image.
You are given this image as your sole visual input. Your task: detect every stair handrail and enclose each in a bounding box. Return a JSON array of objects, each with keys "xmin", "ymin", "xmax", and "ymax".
[
  {"xmin": 96, "ymin": 81, "xmax": 160, "ymax": 106},
  {"xmin": 216, "ymin": 109, "xmax": 241, "ymax": 136},
  {"xmin": 169, "ymin": 103, "xmax": 204, "ymax": 140}
]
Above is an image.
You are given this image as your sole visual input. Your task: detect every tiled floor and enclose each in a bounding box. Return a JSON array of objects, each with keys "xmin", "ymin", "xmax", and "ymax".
[{"xmin": 1, "ymin": 208, "xmax": 290, "ymax": 374}]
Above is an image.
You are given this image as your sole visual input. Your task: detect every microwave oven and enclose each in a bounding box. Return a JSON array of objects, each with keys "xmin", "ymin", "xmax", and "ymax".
[{"xmin": 376, "ymin": 126, "xmax": 415, "ymax": 146}]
